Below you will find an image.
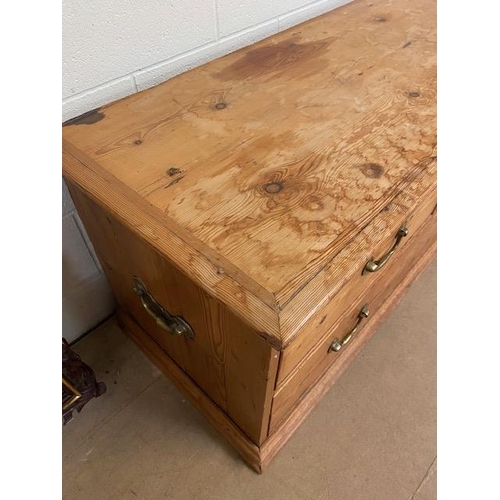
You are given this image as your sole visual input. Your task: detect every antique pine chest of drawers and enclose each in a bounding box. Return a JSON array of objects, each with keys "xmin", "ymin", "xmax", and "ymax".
[{"xmin": 62, "ymin": 0, "xmax": 436, "ymax": 473}]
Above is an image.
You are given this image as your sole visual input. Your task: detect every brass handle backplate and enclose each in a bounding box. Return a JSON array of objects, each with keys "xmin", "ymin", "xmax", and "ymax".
[
  {"xmin": 363, "ymin": 224, "xmax": 409, "ymax": 274},
  {"xmin": 132, "ymin": 277, "xmax": 195, "ymax": 341},
  {"xmin": 329, "ymin": 305, "xmax": 370, "ymax": 353}
]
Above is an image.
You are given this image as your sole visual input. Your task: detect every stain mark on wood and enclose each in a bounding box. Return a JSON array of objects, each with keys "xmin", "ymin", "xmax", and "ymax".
[
  {"xmin": 303, "ymin": 196, "xmax": 323, "ymax": 211},
  {"xmin": 63, "ymin": 108, "xmax": 104, "ymax": 127},
  {"xmin": 375, "ymin": 16, "xmax": 387, "ymax": 22},
  {"xmin": 360, "ymin": 163, "xmax": 384, "ymax": 179},
  {"xmin": 166, "ymin": 176, "xmax": 185, "ymax": 188},
  {"xmin": 167, "ymin": 167, "xmax": 183, "ymax": 176},
  {"xmin": 215, "ymin": 36, "xmax": 335, "ymax": 81}
]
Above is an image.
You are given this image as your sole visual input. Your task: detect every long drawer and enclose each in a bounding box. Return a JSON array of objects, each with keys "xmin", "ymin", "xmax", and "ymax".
[
  {"xmin": 276, "ymin": 187, "xmax": 437, "ymax": 385},
  {"xmin": 270, "ymin": 212, "xmax": 437, "ymax": 432}
]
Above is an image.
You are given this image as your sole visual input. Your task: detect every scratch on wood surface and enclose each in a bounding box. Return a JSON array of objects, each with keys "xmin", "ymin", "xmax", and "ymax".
[{"xmin": 165, "ymin": 176, "xmax": 185, "ymax": 188}]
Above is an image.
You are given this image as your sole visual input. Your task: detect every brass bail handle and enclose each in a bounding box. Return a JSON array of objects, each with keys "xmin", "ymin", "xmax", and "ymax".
[
  {"xmin": 132, "ymin": 277, "xmax": 195, "ymax": 341},
  {"xmin": 363, "ymin": 223, "xmax": 409, "ymax": 274},
  {"xmin": 329, "ymin": 305, "xmax": 369, "ymax": 353}
]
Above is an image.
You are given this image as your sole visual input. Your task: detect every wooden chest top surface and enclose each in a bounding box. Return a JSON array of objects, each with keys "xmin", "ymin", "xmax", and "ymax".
[{"xmin": 63, "ymin": 0, "xmax": 436, "ymax": 340}]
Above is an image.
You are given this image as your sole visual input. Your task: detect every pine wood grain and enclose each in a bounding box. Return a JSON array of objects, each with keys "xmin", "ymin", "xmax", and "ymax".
[
  {"xmin": 270, "ymin": 213, "xmax": 436, "ymax": 431},
  {"xmin": 68, "ymin": 183, "xmax": 279, "ymax": 445},
  {"xmin": 276, "ymin": 186, "xmax": 436, "ymax": 383},
  {"xmin": 62, "ymin": 0, "xmax": 436, "ymax": 471},
  {"xmin": 261, "ymin": 236, "xmax": 437, "ymax": 470},
  {"xmin": 62, "ymin": 0, "xmax": 436, "ymax": 350},
  {"xmin": 117, "ymin": 310, "xmax": 264, "ymax": 473},
  {"xmin": 278, "ymin": 170, "xmax": 436, "ymax": 346},
  {"xmin": 118, "ymin": 221, "xmax": 436, "ymax": 473},
  {"xmin": 63, "ymin": 149, "xmax": 282, "ymax": 342}
]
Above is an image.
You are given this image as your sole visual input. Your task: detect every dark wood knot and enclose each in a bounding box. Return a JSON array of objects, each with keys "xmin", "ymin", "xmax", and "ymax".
[
  {"xmin": 360, "ymin": 163, "xmax": 384, "ymax": 179},
  {"xmin": 264, "ymin": 182, "xmax": 283, "ymax": 194}
]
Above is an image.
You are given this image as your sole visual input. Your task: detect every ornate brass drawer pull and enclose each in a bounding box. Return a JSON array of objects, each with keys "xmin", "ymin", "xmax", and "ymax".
[
  {"xmin": 329, "ymin": 305, "xmax": 369, "ymax": 352},
  {"xmin": 363, "ymin": 223, "xmax": 409, "ymax": 274},
  {"xmin": 132, "ymin": 277, "xmax": 195, "ymax": 340}
]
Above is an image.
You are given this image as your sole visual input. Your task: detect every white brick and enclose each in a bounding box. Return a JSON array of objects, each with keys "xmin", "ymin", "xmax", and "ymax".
[
  {"xmin": 278, "ymin": 0, "xmax": 352, "ymax": 32},
  {"xmin": 275, "ymin": 0, "xmax": 322, "ymax": 18},
  {"xmin": 73, "ymin": 211, "xmax": 104, "ymax": 274},
  {"xmin": 62, "ymin": 213, "xmax": 100, "ymax": 291},
  {"xmin": 62, "ymin": 274, "xmax": 115, "ymax": 343},
  {"xmin": 62, "ymin": 76, "xmax": 136, "ymax": 122},
  {"xmin": 216, "ymin": 0, "xmax": 349, "ymax": 46},
  {"xmin": 217, "ymin": 0, "xmax": 277, "ymax": 37},
  {"xmin": 63, "ymin": 0, "xmax": 216, "ymax": 98},
  {"xmin": 135, "ymin": 20, "xmax": 279, "ymax": 92}
]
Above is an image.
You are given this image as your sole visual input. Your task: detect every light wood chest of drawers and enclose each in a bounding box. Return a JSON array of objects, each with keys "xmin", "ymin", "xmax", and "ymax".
[{"xmin": 62, "ymin": 0, "xmax": 436, "ymax": 473}]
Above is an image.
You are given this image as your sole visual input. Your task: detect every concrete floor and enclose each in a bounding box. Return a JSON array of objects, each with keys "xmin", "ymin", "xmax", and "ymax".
[{"xmin": 63, "ymin": 260, "xmax": 436, "ymax": 500}]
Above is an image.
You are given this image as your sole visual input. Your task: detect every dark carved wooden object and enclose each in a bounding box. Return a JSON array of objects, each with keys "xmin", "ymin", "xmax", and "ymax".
[{"xmin": 62, "ymin": 339, "xmax": 107, "ymax": 424}]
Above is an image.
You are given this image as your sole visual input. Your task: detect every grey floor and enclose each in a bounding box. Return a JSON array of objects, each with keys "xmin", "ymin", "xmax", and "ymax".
[{"xmin": 63, "ymin": 260, "xmax": 436, "ymax": 500}]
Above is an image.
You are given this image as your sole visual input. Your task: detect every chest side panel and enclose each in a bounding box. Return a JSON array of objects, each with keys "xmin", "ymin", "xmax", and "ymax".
[{"xmin": 67, "ymin": 181, "xmax": 279, "ymax": 445}]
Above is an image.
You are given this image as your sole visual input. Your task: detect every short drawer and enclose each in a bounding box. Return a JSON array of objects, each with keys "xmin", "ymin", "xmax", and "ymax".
[
  {"xmin": 276, "ymin": 187, "xmax": 437, "ymax": 385},
  {"xmin": 270, "ymin": 213, "xmax": 436, "ymax": 432}
]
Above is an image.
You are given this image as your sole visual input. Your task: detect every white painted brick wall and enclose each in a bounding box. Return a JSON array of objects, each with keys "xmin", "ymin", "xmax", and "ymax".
[
  {"xmin": 62, "ymin": 0, "xmax": 351, "ymax": 341},
  {"xmin": 62, "ymin": 182, "xmax": 116, "ymax": 342}
]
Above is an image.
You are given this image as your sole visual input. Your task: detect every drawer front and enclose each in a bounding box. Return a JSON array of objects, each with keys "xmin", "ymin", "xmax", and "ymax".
[
  {"xmin": 270, "ymin": 213, "xmax": 436, "ymax": 432},
  {"xmin": 67, "ymin": 183, "xmax": 279, "ymax": 446},
  {"xmin": 277, "ymin": 187, "xmax": 437, "ymax": 385}
]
